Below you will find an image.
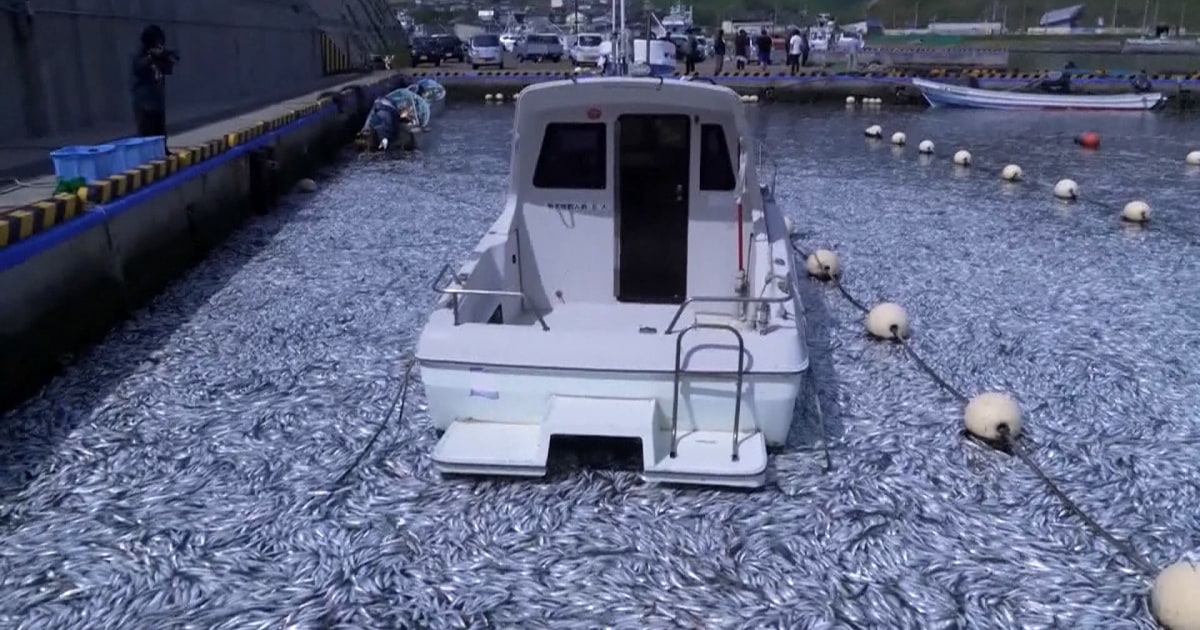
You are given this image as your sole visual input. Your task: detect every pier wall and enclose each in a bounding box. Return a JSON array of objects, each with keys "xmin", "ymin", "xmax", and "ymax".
[
  {"xmin": 0, "ymin": 72, "xmax": 408, "ymax": 409},
  {"xmin": 416, "ymin": 68, "xmax": 1200, "ymax": 108}
]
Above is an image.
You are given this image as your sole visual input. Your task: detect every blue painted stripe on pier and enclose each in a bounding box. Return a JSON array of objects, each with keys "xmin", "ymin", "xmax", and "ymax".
[{"xmin": 0, "ymin": 104, "xmax": 338, "ymax": 273}]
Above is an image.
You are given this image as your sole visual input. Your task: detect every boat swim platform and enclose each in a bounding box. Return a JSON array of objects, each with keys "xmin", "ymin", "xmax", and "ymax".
[
  {"xmin": 403, "ymin": 68, "xmax": 1200, "ymax": 106},
  {"xmin": 0, "ymin": 71, "xmax": 410, "ymax": 411}
]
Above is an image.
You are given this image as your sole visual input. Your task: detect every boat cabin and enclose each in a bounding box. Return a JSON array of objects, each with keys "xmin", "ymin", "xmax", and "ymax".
[{"xmin": 505, "ymin": 78, "xmax": 757, "ymax": 315}]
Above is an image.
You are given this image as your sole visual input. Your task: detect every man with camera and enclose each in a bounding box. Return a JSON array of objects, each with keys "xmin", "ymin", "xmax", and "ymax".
[{"xmin": 130, "ymin": 24, "xmax": 179, "ymax": 149}]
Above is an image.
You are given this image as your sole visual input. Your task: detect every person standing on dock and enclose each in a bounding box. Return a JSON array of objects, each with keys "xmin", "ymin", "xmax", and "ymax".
[
  {"xmin": 684, "ymin": 29, "xmax": 699, "ymax": 75},
  {"xmin": 712, "ymin": 29, "xmax": 726, "ymax": 75},
  {"xmin": 787, "ymin": 29, "xmax": 802, "ymax": 74},
  {"xmin": 130, "ymin": 24, "xmax": 178, "ymax": 153},
  {"xmin": 734, "ymin": 30, "xmax": 749, "ymax": 70},
  {"xmin": 755, "ymin": 29, "xmax": 772, "ymax": 67}
]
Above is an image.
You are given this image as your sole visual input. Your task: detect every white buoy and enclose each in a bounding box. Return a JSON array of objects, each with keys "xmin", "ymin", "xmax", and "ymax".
[
  {"xmin": 484, "ymin": 93, "xmax": 494, "ymax": 101},
  {"xmin": 1122, "ymin": 200, "xmax": 1150, "ymax": 223},
  {"xmin": 891, "ymin": 132, "xmax": 907, "ymax": 146},
  {"xmin": 865, "ymin": 302, "xmax": 909, "ymax": 340},
  {"xmin": 846, "ymin": 96, "xmax": 857, "ymax": 105},
  {"xmin": 296, "ymin": 178, "xmax": 317, "ymax": 193},
  {"xmin": 1187, "ymin": 151, "xmax": 1200, "ymax": 165},
  {"xmin": 1001, "ymin": 164, "xmax": 1023, "ymax": 181},
  {"xmin": 865, "ymin": 124, "xmax": 883, "ymax": 138},
  {"xmin": 1054, "ymin": 178, "xmax": 1078, "ymax": 200},
  {"xmin": 918, "ymin": 140, "xmax": 934, "ymax": 154},
  {"xmin": 511, "ymin": 93, "xmax": 519, "ymax": 101},
  {"xmin": 804, "ymin": 249, "xmax": 840, "ymax": 279},
  {"xmin": 953, "ymin": 150, "xmax": 971, "ymax": 166},
  {"xmin": 1153, "ymin": 561, "xmax": 1200, "ymax": 630},
  {"xmin": 493, "ymin": 93, "xmax": 505, "ymax": 101},
  {"xmin": 964, "ymin": 392, "xmax": 1022, "ymax": 441}
]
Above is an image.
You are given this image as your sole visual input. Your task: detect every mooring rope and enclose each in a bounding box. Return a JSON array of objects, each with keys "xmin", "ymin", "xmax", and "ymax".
[{"xmin": 788, "ymin": 234, "xmax": 1156, "ymax": 577}]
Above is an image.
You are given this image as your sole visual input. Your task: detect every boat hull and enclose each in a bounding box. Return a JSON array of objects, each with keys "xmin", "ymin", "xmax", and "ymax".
[
  {"xmin": 420, "ymin": 361, "xmax": 802, "ymax": 447},
  {"xmin": 911, "ymin": 78, "xmax": 1165, "ymax": 111}
]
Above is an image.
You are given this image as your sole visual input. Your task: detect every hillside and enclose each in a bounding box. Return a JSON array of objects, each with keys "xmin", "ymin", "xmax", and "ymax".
[{"xmin": 690, "ymin": 0, "xmax": 1197, "ymax": 32}]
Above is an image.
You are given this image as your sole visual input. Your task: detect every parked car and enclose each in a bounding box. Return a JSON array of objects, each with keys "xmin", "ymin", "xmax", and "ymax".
[
  {"xmin": 410, "ymin": 37, "xmax": 442, "ymax": 67},
  {"xmin": 432, "ymin": 34, "xmax": 466, "ymax": 63},
  {"xmin": 468, "ymin": 34, "xmax": 505, "ymax": 69},
  {"xmin": 517, "ymin": 33, "xmax": 564, "ymax": 63},
  {"xmin": 568, "ymin": 33, "xmax": 605, "ymax": 66}
]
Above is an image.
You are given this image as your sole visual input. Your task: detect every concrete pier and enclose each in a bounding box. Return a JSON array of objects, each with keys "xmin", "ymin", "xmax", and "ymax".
[
  {"xmin": 0, "ymin": 72, "xmax": 407, "ymax": 408},
  {"xmin": 410, "ymin": 66, "xmax": 1200, "ymax": 107}
]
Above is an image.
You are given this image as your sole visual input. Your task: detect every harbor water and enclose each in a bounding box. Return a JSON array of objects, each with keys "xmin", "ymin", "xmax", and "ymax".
[{"xmin": 1, "ymin": 101, "xmax": 1198, "ymax": 628}]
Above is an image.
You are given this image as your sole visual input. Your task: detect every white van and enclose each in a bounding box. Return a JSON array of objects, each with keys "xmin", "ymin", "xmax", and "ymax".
[{"xmin": 569, "ymin": 33, "xmax": 606, "ymax": 66}]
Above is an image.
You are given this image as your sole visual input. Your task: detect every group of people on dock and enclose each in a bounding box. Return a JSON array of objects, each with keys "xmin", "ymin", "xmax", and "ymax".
[{"xmin": 677, "ymin": 26, "xmax": 821, "ymax": 76}]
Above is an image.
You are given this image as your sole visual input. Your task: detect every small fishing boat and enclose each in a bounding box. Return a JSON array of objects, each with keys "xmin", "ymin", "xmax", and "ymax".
[
  {"xmin": 415, "ymin": 76, "xmax": 809, "ymax": 488},
  {"xmin": 357, "ymin": 78, "xmax": 447, "ymax": 152},
  {"xmin": 1123, "ymin": 36, "xmax": 1200, "ymax": 53},
  {"xmin": 911, "ymin": 77, "xmax": 1166, "ymax": 111}
]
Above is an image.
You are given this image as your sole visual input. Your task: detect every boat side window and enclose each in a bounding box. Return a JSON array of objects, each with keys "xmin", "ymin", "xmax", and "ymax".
[
  {"xmin": 699, "ymin": 124, "xmax": 736, "ymax": 191},
  {"xmin": 533, "ymin": 123, "xmax": 607, "ymax": 189}
]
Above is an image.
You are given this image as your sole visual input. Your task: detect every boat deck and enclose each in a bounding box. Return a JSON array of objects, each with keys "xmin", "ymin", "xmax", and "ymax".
[{"xmin": 506, "ymin": 301, "xmax": 739, "ymax": 333}]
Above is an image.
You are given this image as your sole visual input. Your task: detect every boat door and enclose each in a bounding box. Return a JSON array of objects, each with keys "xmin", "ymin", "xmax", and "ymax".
[{"xmin": 615, "ymin": 114, "xmax": 691, "ymax": 304}]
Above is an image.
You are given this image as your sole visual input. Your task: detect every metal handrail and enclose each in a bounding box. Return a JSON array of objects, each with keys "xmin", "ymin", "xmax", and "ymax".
[
  {"xmin": 670, "ymin": 323, "xmax": 746, "ymax": 462},
  {"xmin": 430, "ymin": 263, "xmax": 550, "ymax": 331},
  {"xmin": 663, "ymin": 293, "xmax": 792, "ymax": 335}
]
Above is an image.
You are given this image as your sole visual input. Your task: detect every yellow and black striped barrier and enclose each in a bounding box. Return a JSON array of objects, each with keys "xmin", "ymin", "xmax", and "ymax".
[
  {"xmin": 0, "ymin": 78, "xmax": 368, "ymax": 250},
  {"xmin": 0, "ymin": 193, "xmax": 81, "ymax": 247},
  {"xmin": 408, "ymin": 67, "xmax": 1200, "ymax": 83},
  {"xmin": 321, "ymin": 31, "xmax": 354, "ymax": 75}
]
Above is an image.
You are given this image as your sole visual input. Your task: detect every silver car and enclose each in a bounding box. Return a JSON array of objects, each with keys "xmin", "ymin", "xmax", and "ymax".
[{"xmin": 469, "ymin": 34, "xmax": 505, "ymax": 70}]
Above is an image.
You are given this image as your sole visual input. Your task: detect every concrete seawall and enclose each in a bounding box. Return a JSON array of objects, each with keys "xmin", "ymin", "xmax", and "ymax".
[
  {"xmin": 414, "ymin": 68, "xmax": 1200, "ymax": 107},
  {"xmin": 0, "ymin": 72, "xmax": 407, "ymax": 409},
  {"xmin": 1, "ymin": 0, "xmax": 406, "ymax": 177}
]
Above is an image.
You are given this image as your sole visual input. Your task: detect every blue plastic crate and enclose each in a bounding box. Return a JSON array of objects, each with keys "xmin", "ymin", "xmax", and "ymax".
[
  {"xmin": 110, "ymin": 138, "xmax": 145, "ymax": 172},
  {"xmin": 136, "ymin": 136, "xmax": 165, "ymax": 164},
  {"xmin": 49, "ymin": 144, "xmax": 118, "ymax": 182},
  {"xmin": 109, "ymin": 136, "xmax": 166, "ymax": 172}
]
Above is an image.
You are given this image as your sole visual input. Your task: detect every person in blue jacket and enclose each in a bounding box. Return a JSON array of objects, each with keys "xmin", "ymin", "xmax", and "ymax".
[{"xmin": 363, "ymin": 88, "xmax": 431, "ymax": 150}]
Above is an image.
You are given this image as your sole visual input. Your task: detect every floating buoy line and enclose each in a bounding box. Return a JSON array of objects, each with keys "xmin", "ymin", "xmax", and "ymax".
[
  {"xmin": 863, "ymin": 125, "xmax": 1200, "ymax": 237},
  {"xmin": 785, "ymin": 234, "xmax": 1200, "ymax": 628},
  {"xmin": 793, "ymin": 130, "xmax": 1200, "ymax": 629}
]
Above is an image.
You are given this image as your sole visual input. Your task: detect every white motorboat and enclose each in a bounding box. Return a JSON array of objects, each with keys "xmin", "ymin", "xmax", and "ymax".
[
  {"xmin": 911, "ymin": 77, "xmax": 1166, "ymax": 111},
  {"xmin": 1123, "ymin": 36, "xmax": 1200, "ymax": 53},
  {"xmin": 416, "ymin": 77, "xmax": 809, "ymax": 488}
]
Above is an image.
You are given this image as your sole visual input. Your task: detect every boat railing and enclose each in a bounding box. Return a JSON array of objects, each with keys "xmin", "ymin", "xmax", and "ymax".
[
  {"xmin": 431, "ymin": 263, "xmax": 550, "ymax": 331},
  {"xmin": 756, "ymin": 142, "xmax": 779, "ymax": 200},
  {"xmin": 663, "ymin": 293, "xmax": 792, "ymax": 336}
]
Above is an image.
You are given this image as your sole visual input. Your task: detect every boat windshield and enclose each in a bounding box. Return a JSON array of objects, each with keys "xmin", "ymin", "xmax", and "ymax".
[
  {"xmin": 577, "ymin": 35, "xmax": 603, "ymax": 46},
  {"xmin": 473, "ymin": 35, "xmax": 501, "ymax": 46}
]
